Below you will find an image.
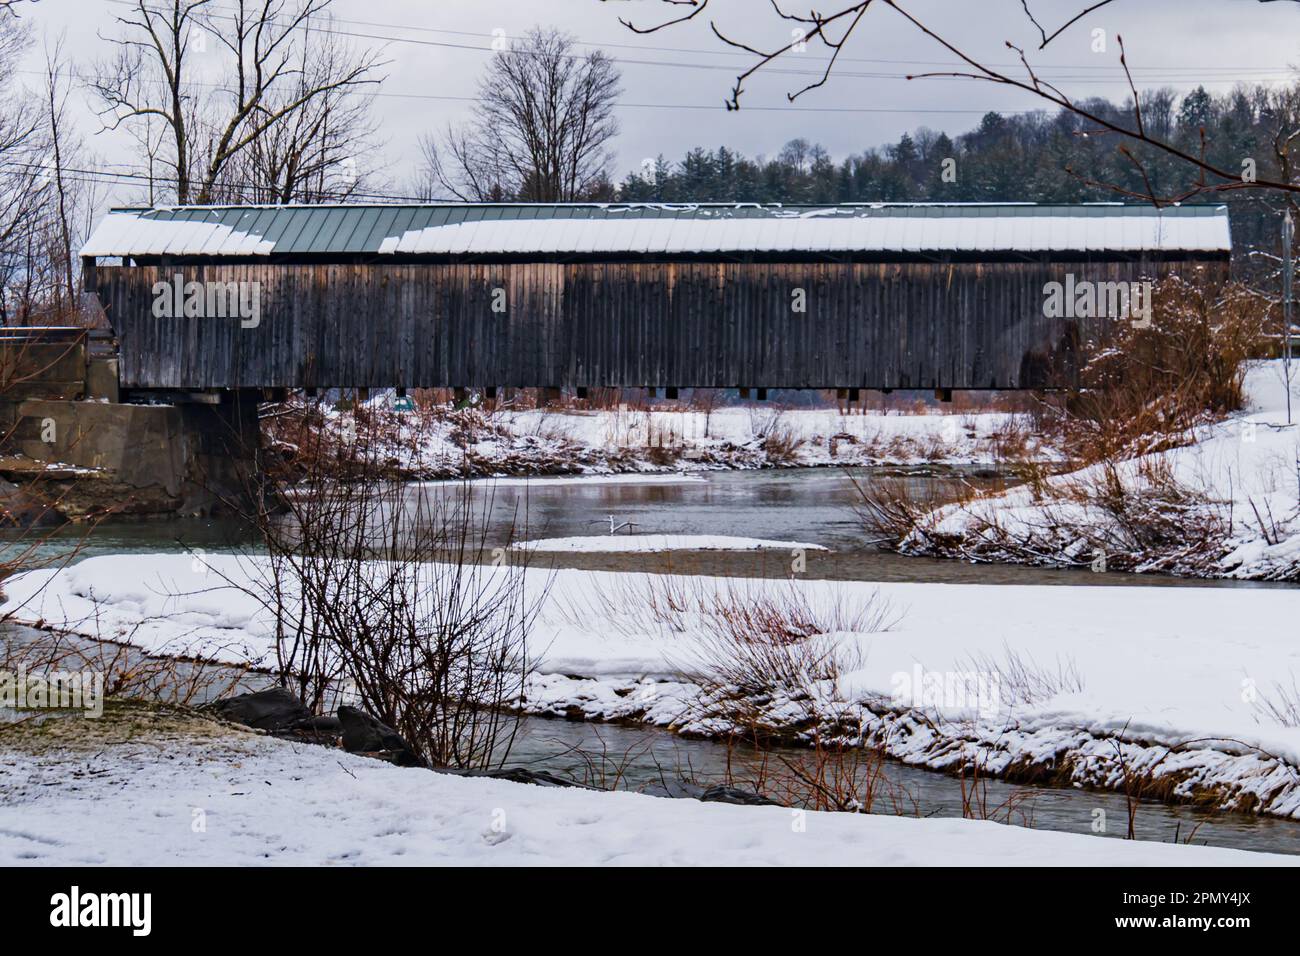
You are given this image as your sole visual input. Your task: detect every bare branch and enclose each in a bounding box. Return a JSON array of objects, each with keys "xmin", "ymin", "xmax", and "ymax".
[{"xmin": 606, "ymin": 0, "xmax": 1300, "ymax": 204}]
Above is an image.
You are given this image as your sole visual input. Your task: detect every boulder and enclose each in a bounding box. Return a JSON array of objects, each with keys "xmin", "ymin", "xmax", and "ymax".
[
  {"xmin": 454, "ymin": 767, "xmax": 595, "ymax": 789},
  {"xmin": 698, "ymin": 784, "xmax": 781, "ymax": 806},
  {"xmin": 641, "ymin": 779, "xmax": 781, "ymax": 805},
  {"xmin": 302, "ymin": 715, "xmax": 342, "ymax": 734},
  {"xmin": 337, "ymin": 706, "xmax": 423, "ymax": 766},
  {"xmin": 206, "ymin": 687, "xmax": 311, "ymax": 732}
]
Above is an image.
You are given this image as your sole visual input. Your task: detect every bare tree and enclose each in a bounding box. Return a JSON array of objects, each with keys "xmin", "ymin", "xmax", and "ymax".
[
  {"xmin": 0, "ymin": 9, "xmax": 48, "ymax": 325},
  {"xmin": 40, "ymin": 40, "xmax": 101, "ymax": 317},
  {"xmin": 90, "ymin": 0, "xmax": 384, "ymax": 205},
  {"xmin": 208, "ymin": 21, "xmax": 385, "ymax": 202},
  {"xmin": 422, "ymin": 27, "xmax": 621, "ymax": 202}
]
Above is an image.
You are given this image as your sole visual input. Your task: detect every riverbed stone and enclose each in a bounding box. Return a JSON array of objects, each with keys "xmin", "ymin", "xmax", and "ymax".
[
  {"xmin": 337, "ymin": 705, "xmax": 424, "ymax": 766},
  {"xmin": 206, "ymin": 687, "xmax": 311, "ymax": 732},
  {"xmin": 641, "ymin": 779, "xmax": 781, "ymax": 805},
  {"xmin": 453, "ymin": 767, "xmax": 595, "ymax": 789}
]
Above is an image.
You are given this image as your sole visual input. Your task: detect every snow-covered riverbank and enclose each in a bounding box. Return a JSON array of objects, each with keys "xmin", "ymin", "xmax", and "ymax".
[
  {"xmin": 304, "ymin": 399, "xmax": 1047, "ymax": 477},
  {"xmin": 6, "ymin": 551, "xmax": 1300, "ymax": 822},
  {"xmin": 1, "ymin": 706, "xmax": 1293, "ymax": 866},
  {"xmin": 889, "ymin": 362, "xmax": 1300, "ymax": 581}
]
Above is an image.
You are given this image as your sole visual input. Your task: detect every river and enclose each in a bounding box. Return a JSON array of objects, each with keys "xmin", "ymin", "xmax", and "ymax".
[
  {"xmin": 4, "ymin": 466, "xmax": 1299, "ymax": 856},
  {"xmin": 24, "ymin": 467, "xmax": 1292, "ymax": 587}
]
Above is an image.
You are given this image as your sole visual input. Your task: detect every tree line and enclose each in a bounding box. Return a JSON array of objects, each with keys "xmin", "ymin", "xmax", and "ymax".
[{"xmin": 616, "ymin": 85, "xmax": 1299, "ymax": 274}]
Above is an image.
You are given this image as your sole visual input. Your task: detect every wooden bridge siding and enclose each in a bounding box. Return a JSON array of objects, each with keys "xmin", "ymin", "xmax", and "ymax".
[{"xmin": 96, "ymin": 259, "xmax": 1212, "ymax": 390}]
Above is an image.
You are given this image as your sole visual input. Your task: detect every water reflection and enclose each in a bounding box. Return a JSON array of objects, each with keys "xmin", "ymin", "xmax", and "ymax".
[{"xmin": 4, "ymin": 468, "xmax": 1293, "ymax": 589}]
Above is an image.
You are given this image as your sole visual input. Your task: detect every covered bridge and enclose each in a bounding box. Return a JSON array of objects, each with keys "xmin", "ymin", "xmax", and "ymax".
[{"xmin": 80, "ymin": 202, "xmax": 1232, "ymax": 394}]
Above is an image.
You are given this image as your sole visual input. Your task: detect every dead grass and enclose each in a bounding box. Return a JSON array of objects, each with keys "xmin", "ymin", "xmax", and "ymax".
[
  {"xmin": 962, "ymin": 644, "xmax": 1085, "ymax": 707},
  {"xmin": 0, "ymin": 698, "xmax": 252, "ymax": 754},
  {"xmin": 554, "ymin": 572, "xmax": 895, "ymax": 646},
  {"xmin": 1255, "ymin": 675, "xmax": 1300, "ymax": 728},
  {"xmin": 2, "ymin": 624, "xmax": 254, "ymax": 708},
  {"xmin": 685, "ymin": 578, "xmax": 896, "ymax": 697},
  {"xmin": 857, "ymin": 451, "xmax": 1234, "ymax": 577}
]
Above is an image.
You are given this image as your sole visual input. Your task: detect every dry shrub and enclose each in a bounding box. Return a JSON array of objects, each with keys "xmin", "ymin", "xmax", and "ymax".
[
  {"xmin": 987, "ymin": 414, "xmax": 1035, "ymax": 464},
  {"xmin": 720, "ymin": 737, "xmax": 901, "ymax": 813},
  {"xmin": 1057, "ymin": 456, "xmax": 1229, "ymax": 562},
  {"xmin": 1047, "ymin": 273, "xmax": 1270, "ymax": 463},
  {"xmin": 919, "ymin": 433, "xmax": 954, "ymax": 462},
  {"xmin": 848, "ymin": 471, "xmax": 981, "ymax": 546},
  {"xmin": 686, "ymin": 578, "xmax": 895, "ymax": 697},
  {"xmin": 1, "ymin": 624, "xmax": 252, "ymax": 707},
  {"xmin": 958, "ymin": 758, "xmax": 1038, "ymax": 825},
  {"xmin": 760, "ymin": 424, "xmax": 804, "ymax": 463},
  {"xmin": 962, "ymin": 645, "xmax": 1084, "ymax": 707},
  {"xmin": 232, "ymin": 411, "xmax": 550, "ymax": 769},
  {"xmin": 857, "ymin": 445, "xmax": 1234, "ymax": 575}
]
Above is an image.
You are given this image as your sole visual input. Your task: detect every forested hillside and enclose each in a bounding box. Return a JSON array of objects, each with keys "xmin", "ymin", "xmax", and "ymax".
[{"xmin": 618, "ymin": 84, "xmax": 1297, "ymax": 272}]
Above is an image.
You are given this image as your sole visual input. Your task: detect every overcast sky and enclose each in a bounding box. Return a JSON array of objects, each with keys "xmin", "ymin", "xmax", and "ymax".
[{"xmin": 13, "ymin": 0, "xmax": 1300, "ymax": 212}]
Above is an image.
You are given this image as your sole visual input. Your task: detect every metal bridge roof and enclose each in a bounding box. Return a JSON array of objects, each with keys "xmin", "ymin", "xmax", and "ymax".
[{"xmin": 81, "ymin": 202, "xmax": 1232, "ymax": 258}]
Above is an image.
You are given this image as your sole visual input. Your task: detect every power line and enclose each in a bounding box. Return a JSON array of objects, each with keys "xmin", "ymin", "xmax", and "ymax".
[
  {"xmin": 0, "ymin": 158, "xmax": 450, "ymax": 203},
  {"xmin": 98, "ymin": 0, "xmax": 1300, "ymax": 75},
  {"xmin": 20, "ymin": 63, "xmax": 1282, "ymax": 120},
  {"xmin": 97, "ymin": 0, "xmax": 1298, "ymax": 88},
  {"xmin": 21, "ymin": 67, "xmax": 1053, "ymax": 115}
]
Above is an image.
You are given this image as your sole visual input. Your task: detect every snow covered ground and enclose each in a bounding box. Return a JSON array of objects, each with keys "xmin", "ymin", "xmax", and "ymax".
[
  {"xmin": 420, "ymin": 473, "xmax": 708, "ymax": 488},
  {"xmin": 899, "ymin": 361, "xmax": 1300, "ymax": 581},
  {"xmin": 6, "ymin": 551, "xmax": 1300, "ymax": 819},
  {"xmin": 1, "ymin": 710, "xmax": 1291, "ymax": 866},
  {"xmin": 514, "ymin": 534, "xmax": 827, "ymax": 553},
  {"xmin": 312, "ymin": 398, "xmax": 1046, "ymax": 478}
]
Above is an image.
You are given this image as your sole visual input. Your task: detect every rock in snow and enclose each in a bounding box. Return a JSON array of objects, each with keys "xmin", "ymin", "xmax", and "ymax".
[
  {"xmin": 206, "ymin": 687, "xmax": 310, "ymax": 733},
  {"xmin": 336, "ymin": 706, "xmax": 425, "ymax": 767}
]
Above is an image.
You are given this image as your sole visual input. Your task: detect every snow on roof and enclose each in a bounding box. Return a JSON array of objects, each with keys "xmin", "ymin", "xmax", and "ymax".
[{"xmin": 81, "ymin": 202, "xmax": 1232, "ymax": 258}]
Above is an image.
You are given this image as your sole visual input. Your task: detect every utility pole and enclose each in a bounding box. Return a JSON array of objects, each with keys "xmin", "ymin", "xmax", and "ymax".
[{"xmin": 1285, "ymin": 210, "xmax": 1294, "ymax": 425}]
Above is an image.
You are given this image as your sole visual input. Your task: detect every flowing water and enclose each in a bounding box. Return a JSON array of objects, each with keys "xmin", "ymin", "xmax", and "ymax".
[
  {"xmin": 505, "ymin": 716, "xmax": 1300, "ymax": 856},
  {"xmin": 18, "ymin": 467, "xmax": 1293, "ymax": 587}
]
